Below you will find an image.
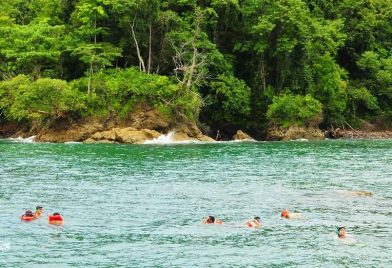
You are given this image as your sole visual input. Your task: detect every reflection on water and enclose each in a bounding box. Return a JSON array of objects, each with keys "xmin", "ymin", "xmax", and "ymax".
[{"xmin": 0, "ymin": 140, "xmax": 392, "ymax": 267}]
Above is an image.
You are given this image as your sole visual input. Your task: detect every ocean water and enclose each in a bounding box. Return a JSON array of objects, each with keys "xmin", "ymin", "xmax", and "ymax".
[{"xmin": 0, "ymin": 139, "xmax": 391, "ymax": 267}]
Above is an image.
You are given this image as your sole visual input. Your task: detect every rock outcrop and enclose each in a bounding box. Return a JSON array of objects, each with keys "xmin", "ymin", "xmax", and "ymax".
[
  {"xmin": 172, "ymin": 122, "xmax": 215, "ymax": 142},
  {"xmin": 86, "ymin": 127, "xmax": 161, "ymax": 144},
  {"xmin": 267, "ymin": 126, "xmax": 325, "ymax": 141},
  {"xmin": 126, "ymin": 104, "xmax": 170, "ymax": 131},
  {"xmin": 233, "ymin": 130, "xmax": 254, "ymax": 140},
  {"xmin": 35, "ymin": 121, "xmax": 105, "ymax": 142}
]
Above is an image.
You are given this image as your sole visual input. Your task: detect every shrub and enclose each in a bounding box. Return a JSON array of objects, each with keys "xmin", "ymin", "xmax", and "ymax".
[
  {"xmin": 0, "ymin": 75, "xmax": 86, "ymax": 121},
  {"xmin": 267, "ymin": 94, "xmax": 323, "ymax": 128}
]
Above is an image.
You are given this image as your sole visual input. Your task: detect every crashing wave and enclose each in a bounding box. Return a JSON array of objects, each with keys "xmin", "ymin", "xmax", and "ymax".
[
  {"xmin": 144, "ymin": 131, "xmax": 202, "ymax": 144},
  {"xmin": 8, "ymin": 136, "xmax": 36, "ymax": 143}
]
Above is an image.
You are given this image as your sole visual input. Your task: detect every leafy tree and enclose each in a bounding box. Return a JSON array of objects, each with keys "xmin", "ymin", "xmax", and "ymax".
[
  {"xmin": 267, "ymin": 94, "xmax": 323, "ymax": 128},
  {"xmin": 205, "ymin": 74, "xmax": 251, "ymax": 124},
  {"xmin": 68, "ymin": 0, "xmax": 121, "ymax": 94},
  {"xmin": 0, "ymin": 19, "xmax": 64, "ymax": 78}
]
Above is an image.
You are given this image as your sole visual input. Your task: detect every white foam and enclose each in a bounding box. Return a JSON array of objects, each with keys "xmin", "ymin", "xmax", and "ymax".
[
  {"xmin": 144, "ymin": 131, "xmax": 203, "ymax": 145},
  {"xmin": 0, "ymin": 242, "xmax": 11, "ymax": 251},
  {"xmin": 64, "ymin": 141, "xmax": 81, "ymax": 144},
  {"xmin": 293, "ymin": 138, "xmax": 309, "ymax": 141},
  {"xmin": 230, "ymin": 138, "xmax": 257, "ymax": 143},
  {"xmin": 8, "ymin": 136, "xmax": 36, "ymax": 143}
]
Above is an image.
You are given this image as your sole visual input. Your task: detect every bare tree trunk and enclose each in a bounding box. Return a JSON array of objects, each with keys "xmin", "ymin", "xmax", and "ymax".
[
  {"xmin": 186, "ymin": 43, "xmax": 197, "ymax": 90},
  {"xmin": 130, "ymin": 19, "xmax": 146, "ymax": 73},
  {"xmin": 147, "ymin": 24, "xmax": 152, "ymax": 74}
]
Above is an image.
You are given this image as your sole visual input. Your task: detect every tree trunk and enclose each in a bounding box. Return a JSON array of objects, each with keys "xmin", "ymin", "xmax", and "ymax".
[
  {"xmin": 147, "ymin": 24, "xmax": 152, "ymax": 74},
  {"xmin": 130, "ymin": 21, "xmax": 146, "ymax": 73},
  {"xmin": 186, "ymin": 43, "xmax": 197, "ymax": 90},
  {"xmin": 88, "ymin": 61, "xmax": 93, "ymax": 95},
  {"xmin": 260, "ymin": 59, "xmax": 266, "ymax": 92}
]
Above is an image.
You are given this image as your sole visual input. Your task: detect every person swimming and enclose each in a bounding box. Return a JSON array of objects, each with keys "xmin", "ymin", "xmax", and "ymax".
[
  {"xmin": 33, "ymin": 205, "xmax": 43, "ymax": 219},
  {"xmin": 246, "ymin": 216, "xmax": 261, "ymax": 228},
  {"xmin": 21, "ymin": 210, "xmax": 35, "ymax": 221},
  {"xmin": 202, "ymin": 215, "xmax": 223, "ymax": 224},
  {"xmin": 48, "ymin": 212, "xmax": 64, "ymax": 225},
  {"xmin": 336, "ymin": 227, "xmax": 346, "ymax": 238},
  {"xmin": 281, "ymin": 209, "xmax": 302, "ymax": 219}
]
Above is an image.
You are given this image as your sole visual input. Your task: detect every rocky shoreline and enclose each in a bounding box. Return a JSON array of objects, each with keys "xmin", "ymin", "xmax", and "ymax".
[
  {"xmin": 0, "ymin": 118, "xmax": 257, "ymax": 144},
  {"xmin": 1, "ymin": 113, "xmax": 392, "ymax": 143}
]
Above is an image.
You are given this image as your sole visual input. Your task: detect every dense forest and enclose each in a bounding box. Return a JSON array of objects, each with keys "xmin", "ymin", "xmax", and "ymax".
[{"xmin": 1, "ymin": 0, "xmax": 392, "ymax": 138}]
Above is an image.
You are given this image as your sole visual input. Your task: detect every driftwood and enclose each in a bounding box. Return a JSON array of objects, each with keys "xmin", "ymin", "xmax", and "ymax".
[{"xmin": 325, "ymin": 125, "xmax": 343, "ymax": 139}]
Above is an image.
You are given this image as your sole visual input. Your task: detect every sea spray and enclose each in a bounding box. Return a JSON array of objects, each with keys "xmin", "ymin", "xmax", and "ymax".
[
  {"xmin": 7, "ymin": 136, "xmax": 36, "ymax": 143},
  {"xmin": 144, "ymin": 132, "xmax": 202, "ymax": 144}
]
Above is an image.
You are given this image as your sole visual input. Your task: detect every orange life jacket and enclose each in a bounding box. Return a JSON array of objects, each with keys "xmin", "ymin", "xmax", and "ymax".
[
  {"xmin": 49, "ymin": 215, "xmax": 63, "ymax": 222},
  {"xmin": 21, "ymin": 215, "xmax": 35, "ymax": 221}
]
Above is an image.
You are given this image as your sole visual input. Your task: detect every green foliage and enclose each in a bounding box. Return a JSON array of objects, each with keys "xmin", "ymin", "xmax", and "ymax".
[
  {"xmin": 70, "ymin": 68, "xmax": 199, "ymax": 120},
  {"xmin": 206, "ymin": 75, "xmax": 251, "ymax": 123},
  {"xmin": 346, "ymin": 86, "xmax": 379, "ymax": 124},
  {"xmin": 0, "ymin": 19, "xmax": 64, "ymax": 78},
  {"xmin": 267, "ymin": 94, "xmax": 323, "ymax": 128},
  {"xmin": 1, "ymin": 0, "xmax": 392, "ymax": 132},
  {"xmin": 0, "ymin": 75, "xmax": 86, "ymax": 121},
  {"xmin": 312, "ymin": 53, "xmax": 348, "ymax": 125}
]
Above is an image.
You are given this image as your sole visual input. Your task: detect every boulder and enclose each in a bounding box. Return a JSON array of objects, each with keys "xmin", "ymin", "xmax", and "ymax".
[
  {"xmin": 173, "ymin": 122, "xmax": 214, "ymax": 142},
  {"xmin": 114, "ymin": 127, "xmax": 161, "ymax": 144},
  {"xmin": 91, "ymin": 129, "xmax": 116, "ymax": 141},
  {"xmin": 87, "ymin": 127, "xmax": 162, "ymax": 144},
  {"xmin": 233, "ymin": 130, "xmax": 254, "ymax": 140},
  {"xmin": 267, "ymin": 126, "xmax": 324, "ymax": 141},
  {"xmin": 84, "ymin": 138, "xmax": 114, "ymax": 144}
]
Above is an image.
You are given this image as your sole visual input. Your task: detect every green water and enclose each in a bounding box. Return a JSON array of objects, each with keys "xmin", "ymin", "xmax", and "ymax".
[{"xmin": 1, "ymin": 140, "xmax": 392, "ymax": 267}]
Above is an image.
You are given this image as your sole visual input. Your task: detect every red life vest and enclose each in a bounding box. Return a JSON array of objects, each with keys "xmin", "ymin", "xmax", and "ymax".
[
  {"xmin": 49, "ymin": 215, "xmax": 63, "ymax": 222},
  {"xmin": 21, "ymin": 215, "xmax": 35, "ymax": 221}
]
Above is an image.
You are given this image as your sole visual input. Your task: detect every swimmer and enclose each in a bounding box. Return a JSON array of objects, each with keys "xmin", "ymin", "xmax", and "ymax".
[
  {"xmin": 33, "ymin": 205, "xmax": 43, "ymax": 219},
  {"xmin": 202, "ymin": 215, "xmax": 223, "ymax": 224},
  {"xmin": 21, "ymin": 210, "xmax": 35, "ymax": 221},
  {"xmin": 281, "ymin": 209, "xmax": 302, "ymax": 219},
  {"xmin": 336, "ymin": 227, "xmax": 346, "ymax": 238},
  {"xmin": 48, "ymin": 212, "xmax": 64, "ymax": 226},
  {"xmin": 246, "ymin": 216, "xmax": 261, "ymax": 228}
]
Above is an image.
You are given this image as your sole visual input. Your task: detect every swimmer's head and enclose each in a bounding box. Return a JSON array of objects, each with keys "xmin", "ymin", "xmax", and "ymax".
[
  {"xmin": 281, "ymin": 210, "xmax": 289, "ymax": 218},
  {"xmin": 36, "ymin": 205, "xmax": 43, "ymax": 211},
  {"xmin": 207, "ymin": 216, "xmax": 215, "ymax": 223},
  {"xmin": 53, "ymin": 212, "xmax": 60, "ymax": 216},
  {"xmin": 254, "ymin": 217, "xmax": 261, "ymax": 222},
  {"xmin": 336, "ymin": 227, "xmax": 346, "ymax": 238},
  {"xmin": 25, "ymin": 210, "xmax": 33, "ymax": 216}
]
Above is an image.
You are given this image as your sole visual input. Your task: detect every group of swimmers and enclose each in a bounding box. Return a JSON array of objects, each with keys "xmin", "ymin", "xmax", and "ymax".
[
  {"xmin": 21, "ymin": 206, "xmax": 348, "ymax": 238},
  {"xmin": 20, "ymin": 205, "xmax": 64, "ymax": 226},
  {"xmin": 203, "ymin": 209, "xmax": 348, "ymax": 239}
]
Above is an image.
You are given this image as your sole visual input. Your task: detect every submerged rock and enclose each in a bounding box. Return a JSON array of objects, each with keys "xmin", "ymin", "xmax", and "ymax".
[{"xmin": 340, "ymin": 190, "xmax": 373, "ymax": 197}]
